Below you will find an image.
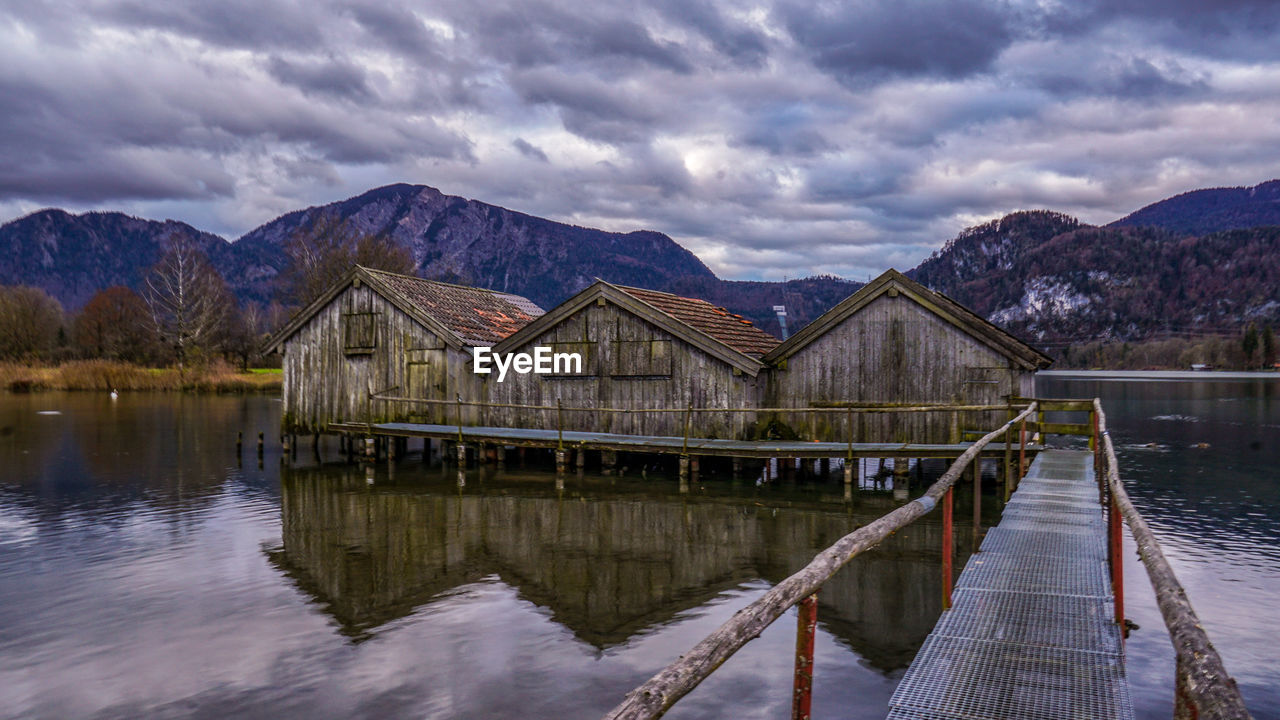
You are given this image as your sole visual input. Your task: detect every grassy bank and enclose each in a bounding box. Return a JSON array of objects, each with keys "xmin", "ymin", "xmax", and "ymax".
[{"xmin": 1, "ymin": 360, "xmax": 282, "ymax": 393}]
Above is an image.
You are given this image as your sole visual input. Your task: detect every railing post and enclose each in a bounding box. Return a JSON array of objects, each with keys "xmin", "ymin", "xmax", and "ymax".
[
  {"xmin": 1018, "ymin": 417, "xmax": 1027, "ymax": 484},
  {"xmin": 792, "ymin": 593, "xmax": 818, "ymax": 720},
  {"xmin": 1110, "ymin": 487, "xmax": 1125, "ymax": 635},
  {"xmin": 972, "ymin": 457, "xmax": 982, "ymax": 551},
  {"xmin": 942, "ymin": 485, "xmax": 954, "ymax": 610}
]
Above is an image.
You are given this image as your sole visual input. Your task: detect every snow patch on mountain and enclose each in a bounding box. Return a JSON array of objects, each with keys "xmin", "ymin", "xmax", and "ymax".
[{"xmin": 990, "ymin": 276, "xmax": 1092, "ymax": 324}]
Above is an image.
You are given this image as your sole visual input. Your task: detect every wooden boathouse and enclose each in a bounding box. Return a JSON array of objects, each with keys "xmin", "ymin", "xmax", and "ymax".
[
  {"xmin": 264, "ymin": 266, "xmax": 543, "ymax": 434},
  {"xmin": 487, "ymin": 280, "xmax": 779, "ymax": 439},
  {"xmin": 763, "ymin": 269, "xmax": 1052, "ymax": 444}
]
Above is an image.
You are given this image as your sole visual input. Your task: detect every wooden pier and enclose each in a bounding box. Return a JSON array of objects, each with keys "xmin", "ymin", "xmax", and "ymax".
[
  {"xmin": 601, "ymin": 400, "xmax": 1253, "ymax": 720},
  {"xmin": 887, "ymin": 448, "xmax": 1133, "ymax": 719},
  {"xmin": 328, "ymin": 420, "xmax": 1034, "ymax": 460}
]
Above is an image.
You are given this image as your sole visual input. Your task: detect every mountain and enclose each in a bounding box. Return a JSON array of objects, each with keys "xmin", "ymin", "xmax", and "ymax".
[
  {"xmin": 0, "ymin": 209, "xmax": 238, "ymax": 310},
  {"xmin": 233, "ymin": 183, "xmax": 716, "ymax": 311},
  {"xmin": 5, "ymin": 179, "xmax": 1279, "ymax": 346},
  {"xmin": 0, "ymin": 184, "xmax": 842, "ymax": 329},
  {"xmin": 1110, "ymin": 179, "xmax": 1280, "ymax": 236},
  {"xmin": 911, "ymin": 211, "xmax": 1280, "ymax": 344}
]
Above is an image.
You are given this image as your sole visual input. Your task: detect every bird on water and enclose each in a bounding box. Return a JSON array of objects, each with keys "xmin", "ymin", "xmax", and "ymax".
[{"xmin": 110, "ymin": 389, "xmax": 118, "ymax": 401}]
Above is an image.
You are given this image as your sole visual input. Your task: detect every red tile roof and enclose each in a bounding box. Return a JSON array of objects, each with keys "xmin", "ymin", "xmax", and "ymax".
[
  {"xmin": 616, "ymin": 285, "xmax": 780, "ymax": 357},
  {"xmin": 366, "ymin": 269, "xmax": 543, "ymax": 346}
]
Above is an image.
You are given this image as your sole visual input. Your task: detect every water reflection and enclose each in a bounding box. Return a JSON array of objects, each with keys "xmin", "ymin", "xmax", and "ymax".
[{"xmin": 269, "ymin": 464, "xmax": 971, "ymax": 671}]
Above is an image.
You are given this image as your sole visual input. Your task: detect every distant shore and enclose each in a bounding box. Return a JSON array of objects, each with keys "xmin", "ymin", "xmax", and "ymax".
[
  {"xmin": 1, "ymin": 361, "xmax": 282, "ymax": 393},
  {"xmin": 1041, "ymin": 369, "xmax": 1280, "ymax": 381}
]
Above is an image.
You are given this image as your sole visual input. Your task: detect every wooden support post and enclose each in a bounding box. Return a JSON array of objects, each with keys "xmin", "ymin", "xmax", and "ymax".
[
  {"xmin": 236, "ymin": 431, "xmax": 242, "ymax": 456},
  {"xmin": 364, "ymin": 436, "xmax": 375, "ymax": 461},
  {"xmin": 679, "ymin": 455, "xmax": 690, "ymax": 481},
  {"xmin": 457, "ymin": 443, "xmax": 468, "ymax": 468},
  {"xmin": 555, "ymin": 449, "xmax": 567, "ymax": 474},
  {"xmin": 792, "ymin": 593, "xmax": 818, "ymax": 720},
  {"xmin": 893, "ymin": 457, "xmax": 908, "ymax": 476},
  {"xmin": 291, "ymin": 435, "xmax": 297, "ymax": 460},
  {"xmin": 601, "ymin": 449, "xmax": 617, "ymax": 475},
  {"xmin": 1018, "ymin": 418, "xmax": 1027, "ymax": 484},
  {"xmin": 556, "ymin": 398, "xmax": 564, "ymax": 454},
  {"xmin": 255, "ymin": 431, "xmax": 263, "ymax": 456},
  {"xmin": 388, "ymin": 436, "xmax": 398, "ymax": 461},
  {"xmin": 819, "ymin": 458, "xmax": 830, "ymax": 478},
  {"xmin": 496, "ymin": 445, "xmax": 506, "ymax": 468},
  {"xmin": 576, "ymin": 447, "xmax": 585, "ymax": 471},
  {"xmin": 732, "ymin": 457, "xmax": 743, "ymax": 477},
  {"xmin": 843, "ymin": 458, "xmax": 856, "ymax": 486},
  {"xmin": 681, "ymin": 403, "xmax": 692, "ymax": 457},
  {"xmin": 942, "ymin": 485, "xmax": 954, "ymax": 610},
  {"xmin": 281, "ymin": 434, "xmax": 291, "ymax": 454}
]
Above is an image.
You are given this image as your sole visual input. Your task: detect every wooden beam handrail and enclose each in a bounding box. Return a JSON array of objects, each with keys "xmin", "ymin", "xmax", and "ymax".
[
  {"xmin": 599, "ymin": 402, "xmax": 1038, "ymax": 720},
  {"xmin": 368, "ymin": 393, "xmax": 1011, "ymax": 415},
  {"xmin": 1094, "ymin": 399, "xmax": 1253, "ymax": 720}
]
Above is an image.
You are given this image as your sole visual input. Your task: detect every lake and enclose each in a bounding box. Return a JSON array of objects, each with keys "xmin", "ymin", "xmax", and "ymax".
[{"xmin": 0, "ymin": 375, "xmax": 1276, "ymax": 719}]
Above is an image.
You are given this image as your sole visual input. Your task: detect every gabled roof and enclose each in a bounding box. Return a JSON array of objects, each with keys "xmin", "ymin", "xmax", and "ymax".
[
  {"xmin": 492, "ymin": 280, "xmax": 777, "ymax": 376},
  {"xmin": 762, "ymin": 269, "xmax": 1053, "ymax": 371},
  {"xmin": 264, "ymin": 266, "xmax": 544, "ymax": 353},
  {"xmin": 612, "ymin": 285, "xmax": 780, "ymax": 358}
]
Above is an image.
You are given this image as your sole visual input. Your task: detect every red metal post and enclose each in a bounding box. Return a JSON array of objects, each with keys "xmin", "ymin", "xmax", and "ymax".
[
  {"xmin": 1110, "ymin": 498, "xmax": 1125, "ymax": 635},
  {"xmin": 942, "ymin": 486, "xmax": 954, "ymax": 610},
  {"xmin": 792, "ymin": 593, "xmax": 818, "ymax": 720}
]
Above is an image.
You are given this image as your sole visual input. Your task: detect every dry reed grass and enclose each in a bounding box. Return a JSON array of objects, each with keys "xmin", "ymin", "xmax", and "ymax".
[{"xmin": 0, "ymin": 360, "xmax": 281, "ymax": 393}]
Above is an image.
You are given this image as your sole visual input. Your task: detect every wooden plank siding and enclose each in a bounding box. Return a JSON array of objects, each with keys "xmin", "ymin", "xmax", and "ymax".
[
  {"xmin": 280, "ymin": 283, "xmax": 484, "ymax": 433},
  {"xmin": 487, "ymin": 300, "xmax": 766, "ymax": 438},
  {"xmin": 767, "ymin": 291, "xmax": 1035, "ymax": 443}
]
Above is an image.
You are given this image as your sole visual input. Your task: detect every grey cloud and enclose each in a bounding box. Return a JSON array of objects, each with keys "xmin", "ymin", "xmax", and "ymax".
[
  {"xmin": 461, "ymin": 1, "xmax": 693, "ymax": 74},
  {"xmin": 512, "ymin": 138, "xmax": 549, "ymax": 162},
  {"xmin": 778, "ymin": 0, "xmax": 1017, "ymax": 85},
  {"xmin": 101, "ymin": 0, "xmax": 326, "ymax": 51},
  {"xmin": 266, "ymin": 55, "xmax": 373, "ymax": 100}
]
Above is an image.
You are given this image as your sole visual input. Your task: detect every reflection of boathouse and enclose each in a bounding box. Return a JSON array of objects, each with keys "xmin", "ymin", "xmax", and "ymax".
[{"xmin": 269, "ymin": 468, "xmax": 961, "ymax": 669}]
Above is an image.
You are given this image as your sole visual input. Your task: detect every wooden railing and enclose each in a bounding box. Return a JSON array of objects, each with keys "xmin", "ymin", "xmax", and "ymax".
[
  {"xmin": 1093, "ymin": 399, "xmax": 1253, "ymax": 720},
  {"xmin": 598, "ymin": 403, "xmax": 1038, "ymax": 720}
]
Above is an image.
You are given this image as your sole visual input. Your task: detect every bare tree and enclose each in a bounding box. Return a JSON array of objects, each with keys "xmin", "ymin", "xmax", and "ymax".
[
  {"xmin": 143, "ymin": 233, "xmax": 233, "ymax": 370},
  {"xmin": 278, "ymin": 214, "xmax": 415, "ymax": 307},
  {"xmin": 225, "ymin": 300, "xmax": 269, "ymax": 370},
  {"xmin": 0, "ymin": 285, "xmax": 65, "ymax": 360}
]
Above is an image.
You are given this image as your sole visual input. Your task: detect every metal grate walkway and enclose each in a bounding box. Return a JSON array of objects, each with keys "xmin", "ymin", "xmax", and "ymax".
[{"xmin": 887, "ymin": 449, "xmax": 1134, "ymax": 720}]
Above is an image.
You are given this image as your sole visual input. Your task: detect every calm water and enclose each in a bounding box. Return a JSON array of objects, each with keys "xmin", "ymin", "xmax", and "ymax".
[{"xmin": 0, "ymin": 377, "xmax": 1276, "ymax": 718}]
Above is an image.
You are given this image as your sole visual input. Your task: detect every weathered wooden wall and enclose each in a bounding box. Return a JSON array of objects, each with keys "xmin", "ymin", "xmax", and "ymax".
[
  {"xmin": 486, "ymin": 300, "xmax": 765, "ymax": 438},
  {"xmin": 768, "ymin": 292, "xmax": 1034, "ymax": 443},
  {"xmin": 281, "ymin": 283, "xmax": 483, "ymax": 433}
]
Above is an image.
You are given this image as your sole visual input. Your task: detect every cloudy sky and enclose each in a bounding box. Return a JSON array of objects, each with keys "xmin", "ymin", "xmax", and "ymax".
[{"xmin": 2, "ymin": 0, "xmax": 1278, "ymax": 281}]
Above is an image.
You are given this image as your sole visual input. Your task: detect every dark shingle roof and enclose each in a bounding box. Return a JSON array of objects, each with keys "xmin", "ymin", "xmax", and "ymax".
[
  {"xmin": 365, "ymin": 268, "xmax": 543, "ymax": 346},
  {"xmin": 615, "ymin": 285, "xmax": 779, "ymax": 357}
]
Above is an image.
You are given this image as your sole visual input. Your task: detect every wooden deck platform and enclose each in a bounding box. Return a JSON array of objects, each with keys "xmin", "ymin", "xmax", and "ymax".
[
  {"xmin": 887, "ymin": 449, "xmax": 1134, "ymax": 720},
  {"xmin": 328, "ymin": 421, "xmax": 1041, "ymax": 460}
]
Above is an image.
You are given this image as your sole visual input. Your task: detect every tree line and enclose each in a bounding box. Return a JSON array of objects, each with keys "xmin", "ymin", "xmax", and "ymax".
[{"xmin": 0, "ymin": 216, "xmax": 413, "ymax": 368}]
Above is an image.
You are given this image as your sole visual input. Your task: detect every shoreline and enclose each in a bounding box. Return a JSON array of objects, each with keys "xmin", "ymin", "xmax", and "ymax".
[{"xmin": 1041, "ymin": 369, "xmax": 1280, "ymax": 381}]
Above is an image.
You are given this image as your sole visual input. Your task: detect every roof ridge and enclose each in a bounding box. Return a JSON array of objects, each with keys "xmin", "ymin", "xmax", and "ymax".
[{"xmin": 360, "ymin": 265, "xmax": 507, "ymax": 294}]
